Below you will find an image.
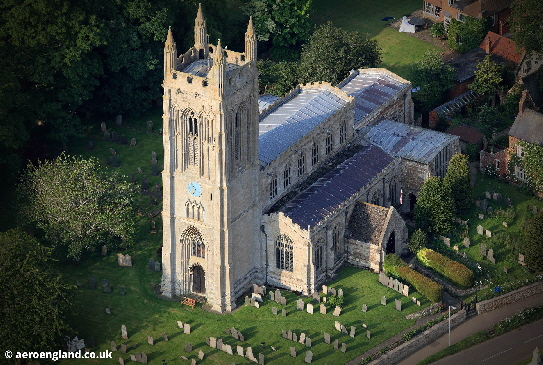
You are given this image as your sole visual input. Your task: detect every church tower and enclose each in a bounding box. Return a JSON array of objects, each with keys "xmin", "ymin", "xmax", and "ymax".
[{"xmin": 160, "ymin": 5, "xmax": 262, "ymax": 312}]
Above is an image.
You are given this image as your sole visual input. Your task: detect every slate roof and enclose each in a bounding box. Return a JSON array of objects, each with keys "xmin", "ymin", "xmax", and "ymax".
[
  {"xmin": 447, "ymin": 124, "xmax": 485, "ymax": 144},
  {"xmin": 280, "ymin": 144, "xmax": 394, "ymax": 228},
  {"xmin": 258, "ymin": 86, "xmax": 351, "ymax": 166},
  {"xmin": 360, "ymin": 119, "xmax": 458, "ymax": 164},
  {"xmin": 258, "ymin": 94, "xmax": 280, "ymax": 113},
  {"xmin": 510, "ymin": 109, "xmax": 543, "ymax": 146},
  {"xmin": 339, "ymin": 70, "xmax": 407, "ymax": 124},
  {"xmin": 348, "ymin": 202, "xmax": 390, "ymax": 245}
]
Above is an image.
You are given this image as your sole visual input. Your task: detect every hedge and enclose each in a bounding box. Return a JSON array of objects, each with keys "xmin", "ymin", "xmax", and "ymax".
[
  {"xmin": 417, "ymin": 248, "xmax": 473, "ymax": 288},
  {"xmin": 397, "ymin": 266, "xmax": 443, "ymax": 303},
  {"xmin": 383, "ymin": 253, "xmax": 407, "ymax": 277}
]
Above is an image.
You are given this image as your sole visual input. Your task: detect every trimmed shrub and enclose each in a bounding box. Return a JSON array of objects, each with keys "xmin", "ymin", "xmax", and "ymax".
[
  {"xmin": 383, "ymin": 253, "xmax": 407, "ymax": 277},
  {"xmin": 397, "ymin": 266, "xmax": 443, "ymax": 303},
  {"xmin": 417, "ymin": 248, "xmax": 474, "ymax": 288}
]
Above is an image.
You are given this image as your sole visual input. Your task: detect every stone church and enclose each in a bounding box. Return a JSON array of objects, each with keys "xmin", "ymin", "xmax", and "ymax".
[{"xmin": 160, "ymin": 5, "xmax": 460, "ymax": 312}]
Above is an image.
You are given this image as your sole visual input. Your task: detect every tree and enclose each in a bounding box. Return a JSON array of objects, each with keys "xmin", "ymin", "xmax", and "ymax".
[
  {"xmin": 447, "ymin": 17, "xmax": 489, "ymax": 53},
  {"xmin": 298, "ymin": 22, "xmax": 381, "ymax": 85},
  {"xmin": 408, "ymin": 229, "xmax": 428, "ymax": 253},
  {"xmin": 410, "ymin": 50, "xmax": 456, "ymax": 112},
  {"xmin": 243, "ymin": 0, "xmax": 312, "ymax": 60},
  {"xmin": 444, "ymin": 153, "xmax": 472, "ymax": 213},
  {"xmin": 257, "ymin": 59, "xmax": 298, "ymax": 96},
  {"xmin": 414, "ymin": 176, "xmax": 454, "ymax": 235},
  {"xmin": 18, "ymin": 154, "xmax": 136, "ymax": 260},
  {"xmin": 0, "ymin": 229, "xmax": 71, "ymax": 355},
  {"xmin": 470, "ymin": 55, "xmax": 504, "ymax": 104},
  {"xmin": 511, "ymin": 0, "xmax": 543, "ymax": 54},
  {"xmin": 522, "ymin": 211, "xmax": 543, "ymax": 271}
]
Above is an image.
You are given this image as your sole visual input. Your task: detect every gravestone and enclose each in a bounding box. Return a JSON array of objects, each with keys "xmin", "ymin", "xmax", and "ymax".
[
  {"xmin": 395, "ymin": 299, "xmax": 402, "ymax": 311},
  {"xmin": 442, "ymin": 236, "xmax": 450, "ymax": 247},
  {"xmin": 258, "ymin": 353, "xmax": 264, "ymax": 365},
  {"xmin": 480, "ymin": 199, "xmax": 488, "ymax": 211},
  {"xmin": 269, "ymin": 291, "xmax": 275, "ymax": 301},
  {"xmin": 306, "ymin": 303, "xmax": 314, "ymax": 314},
  {"xmin": 381, "ymin": 296, "xmax": 387, "ymax": 306},
  {"xmin": 504, "ymin": 267, "xmax": 508, "ymax": 274},
  {"xmin": 231, "ymin": 327, "xmax": 238, "ymax": 339},
  {"xmin": 475, "ymin": 200, "xmax": 480, "ymax": 208},
  {"xmin": 507, "ymin": 197, "xmax": 512, "ymax": 206},
  {"xmin": 151, "ymin": 151, "xmax": 157, "ymax": 164},
  {"xmin": 198, "ymin": 350, "xmax": 204, "ymax": 360},
  {"xmin": 245, "ymin": 296, "xmax": 250, "ymax": 306},
  {"xmin": 305, "ymin": 337, "xmax": 312, "ymax": 348},
  {"xmin": 112, "ymin": 131, "xmax": 119, "ymax": 143},
  {"xmin": 335, "ymin": 321, "xmax": 341, "ymax": 331},
  {"xmin": 479, "ymin": 214, "xmax": 484, "ymax": 219},
  {"xmin": 533, "ymin": 206, "xmax": 539, "ymax": 215},
  {"xmin": 88, "ymin": 141, "xmax": 94, "ymax": 150},
  {"xmin": 333, "ymin": 339, "xmax": 339, "ymax": 350},
  {"xmin": 183, "ymin": 323, "xmax": 191, "ymax": 334},
  {"xmin": 89, "ymin": 277, "xmax": 96, "ymax": 290},
  {"xmin": 350, "ymin": 326, "xmax": 356, "ymax": 338},
  {"xmin": 239, "ymin": 333, "xmax": 245, "ymax": 341},
  {"xmin": 361, "ymin": 304, "xmax": 367, "ymax": 312},
  {"xmin": 366, "ymin": 330, "xmax": 371, "ymax": 339},
  {"xmin": 118, "ymin": 357, "xmax": 124, "ymax": 365},
  {"xmin": 290, "ymin": 347, "xmax": 296, "ymax": 358},
  {"xmin": 106, "ymin": 308, "xmax": 111, "ymax": 314},
  {"xmin": 275, "ymin": 289, "xmax": 281, "ymax": 302},
  {"xmin": 519, "ymin": 253, "xmax": 526, "ymax": 266},
  {"xmin": 209, "ymin": 337, "xmax": 216, "ymax": 348},
  {"xmin": 402, "ymin": 284, "xmax": 409, "ymax": 297},
  {"xmin": 282, "ymin": 308, "xmax": 287, "ymax": 317},
  {"xmin": 102, "ymin": 245, "xmax": 108, "ymax": 256},
  {"xmin": 485, "ymin": 191, "xmax": 491, "ymax": 199},
  {"xmin": 312, "ymin": 291, "xmax": 320, "ymax": 303},
  {"xmin": 117, "ymin": 253, "xmax": 132, "ymax": 267},
  {"xmin": 148, "ymin": 259, "xmax": 156, "ymax": 271},
  {"xmin": 245, "ymin": 347, "xmax": 255, "ymax": 362},
  {"xmin": 101, "ymin": 122, "xmax": 107, "ymax": 132},
  {"xmin": 135, "ymin": 353, "xmax": 141, "ymax": 363},
  {"xmin": 320, "ymin": 304, "xmax": 326, "ymax": 314},
  {"xmin": 272, "ymin": 307, "xmax": 277, "ymax": 315},
  {"xmin": 151, "ymin": 163, "xmax": 158, "ymax": 176},
  {"xmin": 340, "ymin": 325, "xmax": 348, "ymax": 334},
  {"xmin": 282, "ymin": 330, "xmax": 287, "ymax": 339},
  {"xmin": 130, "ymin": 355, "xmax": 136, "ymax": 362},
  {"xmin": 324, "ymin": 332, "xmax": 330, "ymax": 344},
  {"xmin": 487, "ymin": 249, "xmax": 495, "ymax": 264},
  {"xmin": 463, "ymin": 237, "xmax": 470, "ymax": 248},
  {"xmin": 130, "ymin": 137, "xmax": 136, "ymax": 146},
  {"xmin": 287, "ymin": 330, "xmax": 292, "ymax": 340},
  {"xmin": 253, "ymin": 300, "xmax": 260, "ymax": 308},
  {"xmin": 333, "ymin": 306, "xmax": 341, "ymax": 316},
  {"xmin": 120, "ymin": 135, "xmax": 127, "ymax": 145},
  {"xmin": 121, "ymin": 325, "xmax": 128, "ymax": 339},
  {"xmin": 252, "ymin": 293, "xmax": 263, "ymax": 303},
  {"xmin": 104, "ymin": 131, "xmax": 111, "ymax": 141},
  {"xmin": 338, "ymin": 288, "xmax": 343, "ymax": 297},
  {"xmin": 330, "ymin": 288, "xmax": 337, "ymax": 296},
  {"xmin": 216, "ymin": 338, "xmax": 223, "ymax": 350},
  {"xmin": 162, "ymin": 332, "xmax": 168, "ymax": 342},
  {"xmin": 299, "ymin": 332, "xmax": 306, "ymax": 344},
  {"xmin": 103, "ymin": 281, "xmax": 112, "ymax": 293},
  {"xmin": 485, "ymin": 230, "xmax": 492, "ymax": 238},
  {"xmin": 150, "ymin": 219, "xmax": 156, "ymax": 234},
  {"xmin": 112, "ymin": 155, "xmax": 119, "ymax": 167},
  {"xmin": 111, "ymin": 341, "xmax": 117, "ymax": 352},
  {"xmin": 146, "ymin": 120, "xmax": 153, "ymax": 133},
  {"xmin": 416, "ymin": 300, "xmax": 421, "ymax": 306},
  {"xmin": 322, "ymin": 284, "xmax": 328, "ymax": 293},
  {"xmin": 116, "ymin": 115, "xmax": 122, "ymax": 126},
  {"xmin": 121, "ymin": 344, "xmax": 126, "ymax": 353},
  {"xmin": 237, "ymin": 346, "xmax": 244, "ymax": 357},
  {"xmin": 120, "ymin": 286, "xmax": 126, "ymax": 295},
  {"xmin": 148, "ymin": 336, "xmax": 153, "ymax": 345},
  {"xmin": 503, "ymin": 221, "xmax": 508, "ymax": 228},
  {"xmin": 304, "ymin": 351, "xmax": 313, "ymax": 364},
  {"xmin": 142, "ymin": 178, "xmax": 149, "ymax": 191},
  {"xmin": 477, "ymin": 225, "xmax": 484, "ymax": 235},
  {"xmin": 141, "ymin": 353, "xmax": 147, "ymax": 364},
  {"xmin": 341, "ymin": 343, "xmax": 347, "ymax": 353},
  {"xmin": 454, "ymin": 245, "xmax": 459, "ymax": 251},
  {"xmin": 280, "ymin": 297, "xmax": 286, "ymax": 306},
  {"xmin": 293, "ymin": 333, "xmax": 298, "ymax": 342}
]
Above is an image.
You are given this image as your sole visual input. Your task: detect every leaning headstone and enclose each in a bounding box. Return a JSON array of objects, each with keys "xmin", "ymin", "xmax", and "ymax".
[
  {"xmin": 477, "ymin": 225, "xmax": 484, "ymax": 235},
  {"xmin": 333, "ymin": 339, "xmax": 339, "ymax": 350},
  {"xmin": 147, "ymin": 336, "xmax": 153, "ymax": 345},
  {"xmin": 305, "ymin": 337, "xmax": 312, "ymax": 348},
  {"xmin": 335, "ymin": 321, "xmax": 341, "ymax": 331},
  {"xmin": 395, "ymin": 299, "xmax": 402, "ymax": 311},
  {"xmin": 333, "ymin": 306, "xmax": 341, "ymax": 316},
  {"xmin": 231, "ymin": 327, "xmax": 238, "ymax": 339},
  {"xmin": 381, "ymin": 296, "xmax": 387, "ymax": 306},
  {"xmin": 209, "ymin": 337, "xmax": 216, "ymax": 348},
  {"xmin": 116, "ymin": 115, "xmax": 122, "ymax": 126},
  {"xmin": 350, "ymin": 326, "xmax": 356, "ymax": 338},
  {"xmin": 183, "ymin": 323, "xmax": 191, "ymax": 334},
  {"xmin": 111, "ymin": 341, "xmax": 117, "ymax": 352},
  {"xmin": 239, "ymin": 333, "xmax": 245, "ymax": 342},
  {"xmin": 366, "ymin": 330, "xmax": 371, "ymax": 339},
  {"xmin": 330, "ymin": 288, "xmax": 336, "ymax": 296},
  {"xmin": 121, "ymin": 325, "xmax": 128, "ymax": 340},
  {"xmin": 272, "ymin": 307, "xmax": 277, "ymax": 315},
  {"xmin": 320, "ymin": 304, "xmax": 326, "ymax": 314},
  {"xmin": 304, "ymin": 351, "xmax": 313, "ymax": 364},
  {"xmin": 290, "ymin": 347, "xmax": 296, "ymax": 358},
  {"xmin": 89, "ymin": 277, "xmax": 96, "ymax": 290},
  {"xmin": 306, "ymin": 303, "xmax": 314, "ymax": 314},
  {"xmin": 324, "ymin": 332, "xmax": 330, "ymax": 344},
  {"xmin": 361, "ymin": 304, "xmax": 367, "ymax": 313},
  {"xmin": 463, "ymin": 237, "xmax": 470, "ymax": 248},
  {"xmin": 340, "ymin": 325, "xmax": 348, "ymax": 334},
  {"xmin": 299, "ymin": 332, "xmax": 306, "ymax": 344},
  {"xmin": 485, "ymin": 230, "xmax": 492, "ymax": 238},
  {"xmin": 282, "ymin": 309, "xmax": 287, "ymax": 317},
  {"xmin": 245, "ymin": 347, "xmax": 255, "ymax": 362},
  {"xmin": 338, "ymin": 288, "xmax": 344, "ymax": 297}
]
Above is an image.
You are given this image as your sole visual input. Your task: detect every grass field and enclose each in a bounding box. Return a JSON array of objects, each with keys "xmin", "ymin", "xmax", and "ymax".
[{"xmin": 311, "ymin": 0, "xmax": 440, "ymax": 79}]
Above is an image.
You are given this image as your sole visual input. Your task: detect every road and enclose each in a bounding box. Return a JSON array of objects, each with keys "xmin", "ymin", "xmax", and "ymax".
[{"xmin": 432, "ymin": 318, "xmax": 543, "ymax": 365}]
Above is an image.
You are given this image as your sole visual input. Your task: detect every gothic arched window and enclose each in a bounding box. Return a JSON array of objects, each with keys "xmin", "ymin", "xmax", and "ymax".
[
  {"xmin": 314, "ymin": 239, "xmax": 324, "ymax": 271},
  {"xmin": 186, "ymin": 112, "xmax": 198, "ymax": 167},
  {"xmin": 181, "ymin": 226, "xmax": 205, "ymax": 259},
  {"xmin": 275, "ymin": 234, "xmax": 293, "ymax": 272}
]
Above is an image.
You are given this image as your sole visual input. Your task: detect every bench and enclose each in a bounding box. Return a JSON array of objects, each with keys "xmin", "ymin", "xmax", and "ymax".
[{"xmin": 181, "ymin": 297, "xmax": 196, "ymax": 308}]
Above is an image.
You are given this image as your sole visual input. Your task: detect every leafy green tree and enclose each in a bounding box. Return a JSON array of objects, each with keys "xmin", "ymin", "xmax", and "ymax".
[
  {"xmin": 443, "ymin": 153, "xmax": 472, "ymax": 213},
  {"xmin": 414, "ymin": 176, "xmax": 454, "ymax": 235},
  {"xmin": 522, "ymin": 211, "xmax": 543, "ymax": 271},
  {"xmin": 470, "ymin": 55, "xmax": 504, "ymax": 104},
  {"xmin": 511, "ymin": 0, "xmax": 543, "ymax": 54},
  {"xmin": 410, "ymin": 50, "xmax": 456, "ymax": 112},
  {"xmin": 257, "ymin": 59, "xmax": 298, "ymax": 96},
  {"xmin": 298, "ymin": 22, "xmax": 381, "ymax": 85},
  {"xmin": 0, "ymin": 229, "xmax": 71, "ymax": 355},
  {"xmin": 408, "ymin": 229, "xmax": 428, "ymax": 253},
  {"xmin": 519, "ymin": 141, "xmax": 543, "ymax": 194},
  {"xmin": 447, "ymin": 17, "xmax": 489, "ymax": 53},
  {"xmin": 18, "ymin": 154, "xmax": 136, "ymax": 260},
  {"xmin": 243, "ymin": 0, "xmax": 312, "ymax": 60}
]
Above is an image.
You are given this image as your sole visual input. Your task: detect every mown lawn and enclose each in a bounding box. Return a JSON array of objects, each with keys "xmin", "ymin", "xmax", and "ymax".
[{"xmin": 311, "ymin": 0, "xmax": 440, "ymax": 79}]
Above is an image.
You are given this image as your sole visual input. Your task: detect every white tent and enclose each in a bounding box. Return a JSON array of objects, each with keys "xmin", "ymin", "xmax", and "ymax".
[{"xmin": 399, "ymin": 16, "xmax": 416, "ymax": 33}]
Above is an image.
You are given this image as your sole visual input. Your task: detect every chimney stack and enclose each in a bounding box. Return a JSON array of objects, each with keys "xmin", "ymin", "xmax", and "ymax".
[
  {"xmin": 486, "ymin": 36, "xmax": 491, "ymax": 54},
  {"xmin": 519, "ymin": 90, "xmax": 529, "ymax": 114}
]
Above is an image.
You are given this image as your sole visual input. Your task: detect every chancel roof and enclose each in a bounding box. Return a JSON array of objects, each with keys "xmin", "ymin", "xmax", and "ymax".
[
  {"xmin": 360, "ymin": 119, "xmax": 458, "ymax": 164},
  {"xmin": 280, "ymin": 144, "xmax": 394, "ymax": 228},
  {"xmin": 258, "ymin": 86, "xmax": 350, "ymax": 166},
  {"xmin": 339, "ymin": 69, "xmax": 407, "ymax": 124}
]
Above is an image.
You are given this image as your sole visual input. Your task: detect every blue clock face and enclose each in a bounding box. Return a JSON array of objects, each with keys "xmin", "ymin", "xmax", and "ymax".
[{"xmin": 188, "ymin": 181, "xmax": 202, "ymax": 197}]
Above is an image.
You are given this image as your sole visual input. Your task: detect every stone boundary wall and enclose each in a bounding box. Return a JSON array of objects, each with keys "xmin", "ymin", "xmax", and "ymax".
[
  {"xmin": 368, "ymin": 309, "xmax": 467, "ymax": 365},
  {"xmin": 476, "ymin": 281, "xmax": 543, "ymax": 315}
]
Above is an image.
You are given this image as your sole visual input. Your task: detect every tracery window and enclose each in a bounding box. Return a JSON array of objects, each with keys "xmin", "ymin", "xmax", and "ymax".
[
  {"xmin": 269, "ymin": 175, "xmax": 277, "ymax": 199},
  {"xmin": 312, "ymin": 142, "xmax": 319, "ymax": 166},
  {"xmin": 283, "ymin": 165, "xmax": 291, "ymax": 189},
  {"xmin": 181, "ymin": 226, "xmax": 205, "ymax": 259},
  {"xmin": 339, "ymin": 123, "xmax": 347, "ymax": 145},
  {"xmin": 325, "ymin": 133, "xmax": 333, "ymax": 155},
  {"xmin": 332, "ymin": 228, "xmax": 342, "ymax": 255},
  {"xmin": 314, "ymin": 239, "xmax": 324, "ymax": 270},
  {"xmin": 297, "ymin": 153, "xmax": 305, "ymax": 177},
  {"xmin": 275, "ymin": 234, "xmax": 293, "ymax": 271}
]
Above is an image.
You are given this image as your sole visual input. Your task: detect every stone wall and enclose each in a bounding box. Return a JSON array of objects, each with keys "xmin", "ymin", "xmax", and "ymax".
[
  {"xmin": 476, "ymin": 281, "xmax": 543, "ymax": 315},
  {"xmin": 369, "ymin": 310, "xmax": 467, "ymax": 365},
  {"xmin": 347, "ymin": 238, "xmax": 381, "ymax": 272}
]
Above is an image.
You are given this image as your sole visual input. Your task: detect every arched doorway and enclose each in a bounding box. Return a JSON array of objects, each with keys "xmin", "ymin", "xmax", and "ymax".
[
  {"xmin": 191, "ymin": 265, "xmax": 205, "ymax": 294},
  {"xmin": 386, "ymin": 231, "xmax": 396, "ymax": 254}
]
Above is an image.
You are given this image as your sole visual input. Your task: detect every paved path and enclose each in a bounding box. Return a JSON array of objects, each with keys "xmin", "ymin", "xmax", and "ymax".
[
  {"xmin": 432, "ymin": 318, "xmax": 543, "ymax": 365},
  {"xmin": 399, "ymin": 290, "xmax": 543, "ymax": 365}
]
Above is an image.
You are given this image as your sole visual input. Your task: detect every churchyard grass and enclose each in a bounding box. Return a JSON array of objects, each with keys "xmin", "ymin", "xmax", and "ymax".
[{"xmin": 311, "ymin": 0, "xmax": 440, "ymax": 79}]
